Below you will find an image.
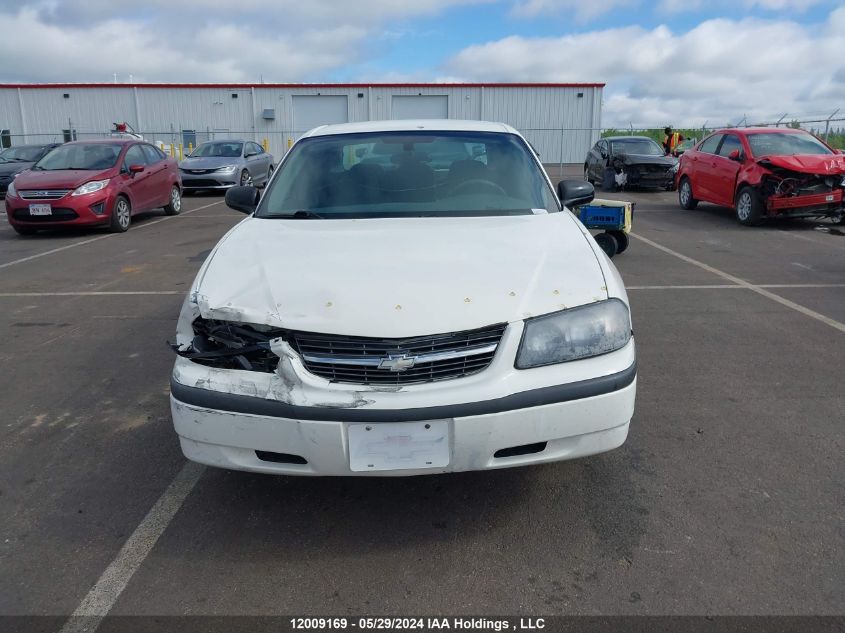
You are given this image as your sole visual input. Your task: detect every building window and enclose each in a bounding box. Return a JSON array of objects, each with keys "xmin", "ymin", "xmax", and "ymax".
[
  {"xmin": 0, "ymin": 129, "xmax": 10, "ymax": 148},
  {"xmin": 182, "ymin": 129, "xmax": 197, "ymax": 150},
  {"xmin": 231, "ymin": 93, "xmax": 238, "ymax": 99},
  {"xmin": 62, "ymin": 129, "xmax": 77, "ymax": 142}
]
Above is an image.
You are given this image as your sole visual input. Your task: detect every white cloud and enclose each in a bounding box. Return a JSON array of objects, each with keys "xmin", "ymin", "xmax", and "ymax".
[
  {"xmin": 511, "ymin": 0, "xmax": 636, "ymax": 21},
  {"xmin": 0, "ymin": 8, "xmax": 375, "ymax": 82},
  {"xmin": 658, "ymin": 0, "xmax": 831, "ymax": 13},
  {"xmin": 445, "ymin": 8, "xmax": 845, "ymax": 126}
]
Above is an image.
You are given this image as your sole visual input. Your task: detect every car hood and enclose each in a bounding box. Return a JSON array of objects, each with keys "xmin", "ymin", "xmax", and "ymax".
[
  {"xmin": 193, "ymin": 213, "xmax": 609, "ymax": 338},
  {"xmin": 757, "ymin": 154, "xmax": 845, "ymax": 175},
  {"xmin": 12, "ymin": 168, "xmax": 114, "ymax": 190},
  {"xmin": 0, "ymin": 161, "xmax": 35, "ymax": 177},
  {"xmin": 616, "ymin": 153, "xmax": 675, "ymax": 167},
  {"xmin": 180, "ymin": 157, "xmax": 240, "ymax": 169}
]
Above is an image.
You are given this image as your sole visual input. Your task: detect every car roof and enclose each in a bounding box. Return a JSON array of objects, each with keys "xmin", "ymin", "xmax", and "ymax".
[
  {"xmin": 197, "ymin": 139, "xmax": 249, "ymax": 143},
  {"xmin": 712, "ymin": 127, "xmax": 810, "ymax": 136},
  {"xmin": 2, "ymin": 143, "xmax": 60, "ymax": 149},
  {"xmin": 64, "ymin": 138, "xmax": 138, "ymax": 146},
  {"xmin": 301, "ymin": 119, "xmax": 519, "ymax": 138},
  {"xmin": 603, "ymin": 136, "xmax": 659, "ymax": 141}
]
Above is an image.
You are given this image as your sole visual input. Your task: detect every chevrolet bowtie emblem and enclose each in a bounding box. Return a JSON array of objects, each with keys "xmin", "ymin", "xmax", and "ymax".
[{"xmin": 378, "ymin": 353, "xmax": 416, "ymax": 372}]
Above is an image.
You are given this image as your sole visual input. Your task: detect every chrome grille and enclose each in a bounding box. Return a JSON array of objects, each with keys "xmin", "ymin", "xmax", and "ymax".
[
  {"xmin": 19, "ymin": 189, "xmax": 72, "ymax": 200},
  {"xmin": 289, "ymin": 324, "xmax": 507, "ymax": 385}
]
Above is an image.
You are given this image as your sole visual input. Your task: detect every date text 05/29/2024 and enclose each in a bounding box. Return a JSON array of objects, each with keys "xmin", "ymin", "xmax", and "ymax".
[{"xmin": 289, "ymin": 618, "xmax": 546, "ymax": 631}]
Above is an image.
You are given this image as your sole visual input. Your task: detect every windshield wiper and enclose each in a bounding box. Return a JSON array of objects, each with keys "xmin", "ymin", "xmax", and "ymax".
[{"xmin": 277, "ymin": 209, "xmax": 325, "ymax": 219}]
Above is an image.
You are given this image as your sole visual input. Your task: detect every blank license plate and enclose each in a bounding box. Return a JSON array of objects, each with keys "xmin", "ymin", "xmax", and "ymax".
[
  {"xmin": 29, "ymin": 204, "xmax": 52, "ymax": 216},
  {"xmin": 348, "ymin": 421, "xmax": 450, "ymax": 472}
]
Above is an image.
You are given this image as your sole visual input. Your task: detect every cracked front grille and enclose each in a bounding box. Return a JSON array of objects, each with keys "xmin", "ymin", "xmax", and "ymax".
[{"xmin": 289, "ymin": 324, "xmax": 507, "ymax": 385}]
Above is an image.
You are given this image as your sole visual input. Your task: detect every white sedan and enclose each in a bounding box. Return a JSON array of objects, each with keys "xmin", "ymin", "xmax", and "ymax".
[{"xmin": 170, "ymin": 120, "xmax": 636, "ymax": 476}]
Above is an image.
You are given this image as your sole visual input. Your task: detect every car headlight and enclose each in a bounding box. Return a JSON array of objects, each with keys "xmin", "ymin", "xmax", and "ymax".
[
  {"xmin": 71, "ymin": 179, "xmax": 109, "ymax": 196},
  {"xmin": 515, "ymin": 299, "xmax": 632, "ymax": 369},
  {"xmin": 215, "ymin": 164, "xmax": 238, "ymax": 173},
  {"xmin": 6, "ymin": 180, "xmax": 16, "ymax": 196}
]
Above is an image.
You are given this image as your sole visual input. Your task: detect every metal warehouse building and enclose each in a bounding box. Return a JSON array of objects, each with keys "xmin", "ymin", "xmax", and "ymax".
[{"xmin": 0, "ymin": 82, "xmax": 603, "ymax": 163}]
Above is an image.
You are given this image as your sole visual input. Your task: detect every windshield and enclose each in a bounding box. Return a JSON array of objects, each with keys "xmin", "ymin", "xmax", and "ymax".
[
  {"xmin": 747, "ymin": 132, "xmax": 833, "ymax": 157},
  {"xmin": 189, "ymin": 142, "xmax": 243, "ymax": 158},
  {"xmin": 34, "ymin": 143, "xmax": 122, "ymax": 170},
  {"xmin": 0, "ymin": 146, "xmax": 47, "ymax": 163},
  {"xmin": 610, "ymin": 138, "xmax": 665, "ymax": 156},
  {"xmin": 257, "ymin": 131, "xmax": 559, "ymax": 218}
]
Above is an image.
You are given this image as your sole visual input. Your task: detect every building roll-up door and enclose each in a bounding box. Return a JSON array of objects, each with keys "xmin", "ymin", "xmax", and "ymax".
[
  {"xmin": 292, "ymin": 95, "xmax": 349, "ymax": 134},
  {"xmin": 391, "ymin": 95, "xmax": 448, "ymax": 120}
]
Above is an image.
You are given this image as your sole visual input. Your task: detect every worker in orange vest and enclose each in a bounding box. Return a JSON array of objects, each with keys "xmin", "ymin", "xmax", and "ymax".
[{"xmin": 663, "ymin": 127, "xmax": 684, "ymax": 155}]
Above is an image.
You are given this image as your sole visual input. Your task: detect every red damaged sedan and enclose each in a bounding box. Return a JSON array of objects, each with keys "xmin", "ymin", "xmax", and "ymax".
[
  {"xmin": 676, "ymin": 127, "xmax": 845, "ymax": 226},
  {"xmin": 4, "ymin": 139, "xmax": 181, "ymax": 235}
]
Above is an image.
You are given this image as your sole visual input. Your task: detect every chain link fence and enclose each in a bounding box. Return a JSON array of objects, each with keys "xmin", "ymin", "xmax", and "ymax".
[{"xmin": 2, "ymin": 114, "xmax": 843, "ymax": 171}]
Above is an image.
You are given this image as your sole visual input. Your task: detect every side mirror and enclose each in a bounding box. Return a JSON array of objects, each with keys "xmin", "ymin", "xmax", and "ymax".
[
  {"xmin": 728, "ymin": 149, "xmax": 743, "ymax": 162},
  {"xmin": 128, "ymin": 164, "xmax": 145, "ymax": 174},
  {"xmin": 225, "ymin": 185, "xmax": 260, "ymax": 214},
  {"xmin": 558, "ymin": 180, "xmax": 595, "ymax": 208}
]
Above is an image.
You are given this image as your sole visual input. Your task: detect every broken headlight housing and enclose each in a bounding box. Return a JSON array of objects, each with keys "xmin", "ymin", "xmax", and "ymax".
[
  {"xmin": 515, "ymin": 299, "xmax": 632, "ymax": 369},
  {"xmin": 174, "ymin": 318, "xmax": 282, "ymax": 372}
]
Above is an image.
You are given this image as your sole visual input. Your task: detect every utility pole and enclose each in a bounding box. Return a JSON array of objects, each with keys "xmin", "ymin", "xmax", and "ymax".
[{"xmin": 824, "ymin": 108, "xmax": 840, "ymax": 142}]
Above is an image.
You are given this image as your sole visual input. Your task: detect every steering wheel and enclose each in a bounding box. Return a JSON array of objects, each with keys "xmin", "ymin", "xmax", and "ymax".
[{"xmin": 451, "ymin": 179, "xmax": 507, "ymax": 196}]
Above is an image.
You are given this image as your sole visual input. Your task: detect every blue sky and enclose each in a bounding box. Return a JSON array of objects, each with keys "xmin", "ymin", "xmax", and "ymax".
[
  {"xmin": 1, "ymin": 0, "xmax": 843, "ymax": 127},
  {"xmin": 341, "ymin": 1, "xmax": 837, "ymax": 80}
]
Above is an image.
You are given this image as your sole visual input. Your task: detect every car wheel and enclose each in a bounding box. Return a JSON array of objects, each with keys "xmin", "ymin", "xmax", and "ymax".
[
  {"xmin": 609, "ymin": 230, "xmax": 629, "ymax": 254},
  {"xmin": 678, "ymin": 176, "xmax": 698, "ymax": 210},
  {"xmin": 240, "ymin": 170, "xmax": 252, "ymax": 187},
  {"xmin": 164, "ymin": 185, "xmax": 181, "ymax": 216},
  {"xmin": 735, "ymin": 186, "xmax": 764, "ymax": 226},
  {"xmin": 594, "ymin": 232, "xmax": 618, "ymax": 258},
  {"xmin": 12, "ymin": 225, "xmax": 36, "ymax": 236},
  {"xmin": 109, "ymin": 196, "xmax": 131, "ymax": 233}
]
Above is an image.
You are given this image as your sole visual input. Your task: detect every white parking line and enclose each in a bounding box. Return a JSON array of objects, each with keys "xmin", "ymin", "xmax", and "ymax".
[
  {"xmin": 0, "ymin": 291, "xmax": 183, "ymax": 297},
  {"xmin": 59, "ymin": 461, "xmax": 206, "ymax": 633},
  {"xmin": 0, "ymin": 200, "xmax": 223, "ymax": 271},
  {"xmin": 629, "ymin": 232, "xmax": 845, "ymax": 333},
  {"xmin": 626, "ymin": 283, "xmax": 845, "ymax": 290}
]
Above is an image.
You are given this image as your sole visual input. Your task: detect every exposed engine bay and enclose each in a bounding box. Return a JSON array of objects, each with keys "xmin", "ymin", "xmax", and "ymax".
[{"xmin": 756, "ymin": 159, "xmax": 845, "ymax": 218}]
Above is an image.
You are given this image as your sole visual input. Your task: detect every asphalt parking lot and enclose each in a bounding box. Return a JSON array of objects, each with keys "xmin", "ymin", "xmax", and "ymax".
[{"xmin": 0, "ymin": 183, "xmax": 843, "ymax": 625}]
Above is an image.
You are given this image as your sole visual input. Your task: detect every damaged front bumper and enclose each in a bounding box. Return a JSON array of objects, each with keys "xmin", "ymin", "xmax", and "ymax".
[
  {"xmin": 170, "ymin": 321, "xmax": 637, "ymax": 476},
  {"xmin": 766, "ymin": 188, "xmax": 843, "ymax": 217}
]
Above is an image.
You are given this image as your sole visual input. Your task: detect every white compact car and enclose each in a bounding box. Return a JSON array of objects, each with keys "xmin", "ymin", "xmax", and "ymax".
[{"xmin": 170, "ymin": 120, "xmax": 636, "ymax": 476}]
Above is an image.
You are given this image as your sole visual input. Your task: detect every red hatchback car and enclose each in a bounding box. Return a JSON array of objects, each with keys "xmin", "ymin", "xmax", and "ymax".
[
  {"xmin": 675, "ymin": 128, "xmax": 845, "ymax": 226},
  {"xmin": 5, "ymin": 139, "xmax": 182, "ymax": 235}
]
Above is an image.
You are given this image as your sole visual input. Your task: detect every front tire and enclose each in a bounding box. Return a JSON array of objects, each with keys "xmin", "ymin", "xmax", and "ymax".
[
  {"xmin": 109, "ymin": 196, "xmax": 131, "ymax": 233},
  {"xmin": 239, "ymin": 170, "xmax": 252, "ymax": 187},
  {"xmin": 678, "ymin": 177, "xmax": 698, "ymax": 209},
  {"xmin": 164, "ymin": 185, "xmax": 181, "ymax": 215},
  {"xmin": 735, "ymin": 186, "xmax": 764, "ymax": 226}
]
